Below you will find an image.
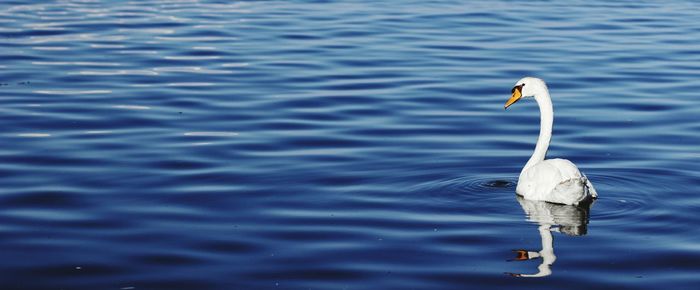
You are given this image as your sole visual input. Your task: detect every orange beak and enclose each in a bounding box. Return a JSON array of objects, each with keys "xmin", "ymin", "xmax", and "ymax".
[{"xmin": 505, "ymin": 86, "xmax": 523, "ymax": 109}]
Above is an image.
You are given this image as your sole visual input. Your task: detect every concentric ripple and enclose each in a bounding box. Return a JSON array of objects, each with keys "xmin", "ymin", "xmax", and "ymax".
[{"xmin": 408, "ymin": 175, "xmax": 518, "ymax": 210}]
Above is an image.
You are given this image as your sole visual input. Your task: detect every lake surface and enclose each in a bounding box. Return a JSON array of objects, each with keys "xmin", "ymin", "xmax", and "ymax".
[{"xmin": 1, "ymin": 0, "xmax": 699, "ymax": 289}]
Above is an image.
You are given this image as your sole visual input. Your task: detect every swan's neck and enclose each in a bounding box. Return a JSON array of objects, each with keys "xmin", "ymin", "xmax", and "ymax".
[{"xmin": 522, "ymin": 89, "xmax": 553, "ymax": 173}]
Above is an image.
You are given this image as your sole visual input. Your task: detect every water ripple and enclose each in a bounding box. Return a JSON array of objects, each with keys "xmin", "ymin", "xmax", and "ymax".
[
  {"xmin": 408, "ymin": 175, "xmax": 518, "ymax": 211},
  {"xmin": 183, "ymin": 132, "xmax": 238, "ymax": 137},
  {"xmin": 0, "ymin": 0, "xmax": 698, "ymax": 289}
]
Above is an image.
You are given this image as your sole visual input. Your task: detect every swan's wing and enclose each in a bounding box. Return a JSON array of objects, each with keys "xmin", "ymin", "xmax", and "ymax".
[
  {"xmin": 520, "ymin": 159, "xmax": 592, "ymax": 205},
  {"xmin": 551, "ymin": 177, "xmax": 588, "ymax": 205},
  {"xmin": 582, "ymin": 174, "xmax": 598, "ymax": 198},
  {"xmin": 522, "ymin": 159, "xmax": 581, "ymax": 184},
  {"xmin": 545, "ymin": 159, "xmax": 582, "ymax": 180},
  {"xmin": 548, "ymin": 159, "xmax": 598, "ymax": 198}
]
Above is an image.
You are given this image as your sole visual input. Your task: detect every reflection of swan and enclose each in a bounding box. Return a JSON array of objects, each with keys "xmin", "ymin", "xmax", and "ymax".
[
  {"xmin": 508, "ymin": 224, "xmax": 555, "ymax": 277},
  {"xmin": 506, "ymin": 196, "xmax": 592, "ymax": 278},
  {"xmin": 516, "ymin": 195, "xmax": 591, "ymax": 236},
  {"xmin": 504, "ymin": 77, "xmax": 597, "ymax": 205}
]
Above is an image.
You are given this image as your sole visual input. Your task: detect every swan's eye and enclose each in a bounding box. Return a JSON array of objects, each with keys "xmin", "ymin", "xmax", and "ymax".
[{"xmin": 511, "ymin": 84, "xmax": 524, "ymax": 93}]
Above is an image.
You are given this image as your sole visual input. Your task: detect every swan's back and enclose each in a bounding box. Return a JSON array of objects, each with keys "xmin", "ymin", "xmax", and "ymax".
[{"xmin": 516, "ymin": 158, "xmax": 592, "ymax": 205}]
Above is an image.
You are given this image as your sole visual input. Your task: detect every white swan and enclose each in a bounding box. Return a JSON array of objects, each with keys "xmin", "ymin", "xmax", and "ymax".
[{"xmin": 504, "ymin": 77, "xmax": 597, "ymax": 205}]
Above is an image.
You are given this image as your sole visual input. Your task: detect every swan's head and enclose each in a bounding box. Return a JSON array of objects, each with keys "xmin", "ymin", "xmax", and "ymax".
[{"xmin": 504, "ymin": 77, "xmax": 548, "ymax": 109}]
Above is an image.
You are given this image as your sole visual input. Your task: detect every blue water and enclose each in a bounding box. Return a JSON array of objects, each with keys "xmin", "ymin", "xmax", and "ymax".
[{"xmin": 1, "ymin": 0, "xmax": 699, "ymax": 289}]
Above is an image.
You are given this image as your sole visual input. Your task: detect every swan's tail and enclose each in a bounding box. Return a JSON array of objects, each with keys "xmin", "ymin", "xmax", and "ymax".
[{"xmin": 582, "ymin": 174, "xmax": 598, "ymax": 198}]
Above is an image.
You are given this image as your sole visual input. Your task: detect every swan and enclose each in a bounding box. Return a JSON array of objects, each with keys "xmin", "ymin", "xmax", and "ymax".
[{"xmin": 504, "ymin": 77, "xmax": 597, "ymax": 206}]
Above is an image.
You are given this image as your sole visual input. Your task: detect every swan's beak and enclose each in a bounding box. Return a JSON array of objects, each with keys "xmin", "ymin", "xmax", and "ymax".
[{"xmin": 504, "ymin": 86, "xmax": 522, "ymax": 109}]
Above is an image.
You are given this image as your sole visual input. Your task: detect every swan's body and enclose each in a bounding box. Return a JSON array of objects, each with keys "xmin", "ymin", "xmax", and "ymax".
[{"xmin": 505, "ymin": 77, "xmax": 597, "ymax": 206}]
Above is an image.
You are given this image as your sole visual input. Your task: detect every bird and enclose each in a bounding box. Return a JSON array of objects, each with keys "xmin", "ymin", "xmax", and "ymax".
[{"xmin": 504, "ymin": 77, "xmax": 597, "ymax": 206}]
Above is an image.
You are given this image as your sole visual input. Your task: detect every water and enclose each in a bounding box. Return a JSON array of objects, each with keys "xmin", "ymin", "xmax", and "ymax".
[{"xmin": 1, "ymin": 0, "xmax": 699, "ymax": 289}]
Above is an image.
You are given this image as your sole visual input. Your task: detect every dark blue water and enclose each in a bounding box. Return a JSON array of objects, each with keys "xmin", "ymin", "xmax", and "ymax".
[{"xmin": 1, "ymin": 0, "xmax": 699, "ymax": 289}]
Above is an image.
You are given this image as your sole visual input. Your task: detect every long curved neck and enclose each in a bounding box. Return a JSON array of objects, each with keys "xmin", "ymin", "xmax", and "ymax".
[{"xmin": 523, "ymin": 89, "xmax": 553, "ymax": 172}]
